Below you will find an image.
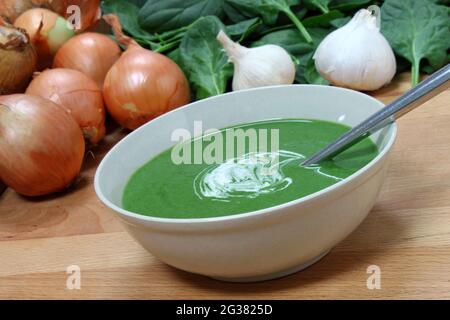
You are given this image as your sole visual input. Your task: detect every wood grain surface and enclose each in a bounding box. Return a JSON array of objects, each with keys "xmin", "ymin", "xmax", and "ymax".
[{"xmin": 1, "ymin": 73, "xmax": 449, "ymax": 300}]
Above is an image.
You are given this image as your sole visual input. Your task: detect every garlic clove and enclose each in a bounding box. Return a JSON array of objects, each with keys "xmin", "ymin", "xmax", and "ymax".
[
  {"xmin": 217, "ymin": 30, "xmax": 296, "ymax": 91},
  {"xmin": 313, "ymin": 6, "xmax": 396, "ymax": 91}
]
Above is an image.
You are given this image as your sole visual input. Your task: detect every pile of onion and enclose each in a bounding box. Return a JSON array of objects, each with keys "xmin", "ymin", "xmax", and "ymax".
[
  {"xmin": 14, "ymin": 8, "xmax": 75, "ymax": 69},
  {"xmin": 26, "ymin": 68, "xmax": 106, "ymax": 145},
  {"xmin": 0, "ymin": 0, "xmax": 100, "ymax": 31},
  {"xmin": 53, "ymin": 32, "xmax": 121, "ymax": 88},
  {"xmin": 0, "ymin": 17, "xmax": 37, "ymax": 94},
  {"xmin": 103, "ymin": 14, "xmax": 191, "ymax": 130},
  {"xmin": 0, "ymin": 94, "xmax": 85, "ymax": 197}
]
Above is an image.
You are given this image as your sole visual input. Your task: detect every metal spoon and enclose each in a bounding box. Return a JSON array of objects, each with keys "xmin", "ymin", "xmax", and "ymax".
[{"xmin": 302, "ymin": 64, "xmax": 450, "ymax": 167}]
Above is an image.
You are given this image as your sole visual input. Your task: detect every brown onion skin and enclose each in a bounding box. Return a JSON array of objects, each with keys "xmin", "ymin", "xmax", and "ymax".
[
  {"xmin": 0, "ymin": 20, "xmax": 37, "ymax": 94},
  {"xmin": 50, "ymin": 0, "xmax": 100, "ymax": 32},
  {"xmin": 0, "ymin": 94, "xmax": 85, "ymax": 197},
  {"xmin": 103, "ymin": 14, "xmax": 190, "ymax": 131},
  {"xmin": 0, "ymin": 0, "xmax": 100, "ymax": 31},
  {"xmin": 53, "ymin": 33, "xmax": 121, "ymax": 88},
  {"xmin": 0, "ymin": 0, "xmax": 36, "ymax": 23},
  {"xmin": 14, "ymin": 8, "xmax": 60, "ymax": 70},
  {"xmin": 104, "ymin": 46, "xmax": 191, "ymax": 130},
  {"xmin": 26, "ymin": 68, "xmax": 106, "ymax": 145}
]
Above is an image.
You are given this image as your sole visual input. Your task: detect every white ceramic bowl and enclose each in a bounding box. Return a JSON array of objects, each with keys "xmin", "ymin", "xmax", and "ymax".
[{"xmin": 95, "ymin": 85, "xmax": 397, "ymax": 282}]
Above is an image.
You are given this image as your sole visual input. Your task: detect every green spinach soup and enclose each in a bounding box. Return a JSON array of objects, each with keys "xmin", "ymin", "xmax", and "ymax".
[{"xmin": 122, "ymin": 119, "xmax": 379, "ymax": 218}]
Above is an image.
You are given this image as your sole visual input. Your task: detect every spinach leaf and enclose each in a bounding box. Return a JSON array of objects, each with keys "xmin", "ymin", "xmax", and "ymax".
[
  {"xmin": 252, "ymin": 28, "xmax": 328, "ymax": 56},
  {"xmin": 226, "ymin": 0, "xmax": 313, "ymax": 43},
  {"xmin": 139, "ymin": 0, "xmax": 225, "ymax": 33},
  {"xmin": 226, "ymin": 18, "xmax": 262, "ymax": 41},
  {"xmin": 329, "ymin": 0, "xmax": 373, "ymax": 11},
  {"xmin": 223, "ymin": 1, "xmax": 260, "ymax": 23},
  {"xmin": 225, "ymin": 0, "xmax": 279, "ymax": 25},
  {"xmin": 303, "ymin": 0, "xmax": 331, "ymax": 14},
  {"xmin": 381, "ymin": 0, "xmax": 450, "ymax": 85},
  {"xmin": 257, "ymin": 9, "xmax": 307, "ymax": 36},
  {"xmin": 167, "ymin": 48, "xmax": 183, "ymax": 69},
  {"xmin": 329, "ymin": 16, "xmax": 351, "ymax": 28},
  {"xmin": 167, "ymin": 48, "xmax": 194, "ymax": 99},
  {"xmin": 126, "ymin": 0, "xmax": 147, "ymax": 7},
  {"xmin": 303, "ymin": 10, "xmax": 344, "ymax": 27},
  {"xmin": 304, "ymin": 55, "xmax": 329, "ymax": 85},
  {"xmin": 179, "ymin": 16, "xmax": 233, "ymax": 99}
]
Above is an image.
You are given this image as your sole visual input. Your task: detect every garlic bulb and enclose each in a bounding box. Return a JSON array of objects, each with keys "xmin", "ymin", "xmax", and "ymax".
[
  {"xmin": 217, "ymin": 30, "xmax": 296, "ymax": 91},
  {"xmin": 313, "ymin": 6, "xmax": 396, "ymax": 91}
]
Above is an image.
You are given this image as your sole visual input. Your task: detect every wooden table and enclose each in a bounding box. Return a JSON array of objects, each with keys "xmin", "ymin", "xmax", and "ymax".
[{"xmin": 1, "ymin": 73, "xmax": 449, "ymax": 300}]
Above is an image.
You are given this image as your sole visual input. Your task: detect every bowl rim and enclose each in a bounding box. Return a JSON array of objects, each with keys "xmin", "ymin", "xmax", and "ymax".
[{"xmin": 94, "ymin": 84, "xmax": 397, "ymax": 225}]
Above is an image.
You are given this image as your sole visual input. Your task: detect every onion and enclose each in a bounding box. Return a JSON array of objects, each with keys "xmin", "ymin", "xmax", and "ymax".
[
  {"xmin": 0, "ymin": 18, "xmax": 37, "ymax": 94},
  {"xmin": 53, "ymin": 33, "xmax": 121, "ymax": 87},
  {"xmin": 0, "ymin": 94, "xmax": 85, "ymax": 197},
  {"xmin": 0, "ymin": 0, "xmax": 36, "ymax": 23},
  {"xmin": 49, "ymin": 0, "xmax": 101, "ymax": 32},
  {"xmin": 103, "ymin": 14, "xmax": 190, "ymax": 130},
  {"xmin": 14, "ymin": 8, "xmax": 75, "ymax": 69},
  {"xmin": 26, "ymin": 68, "xmax": 106, "ymax": 145},
  {"xmin": 0, "ymin": 0, "xmax": 100, "ymax": 31}
]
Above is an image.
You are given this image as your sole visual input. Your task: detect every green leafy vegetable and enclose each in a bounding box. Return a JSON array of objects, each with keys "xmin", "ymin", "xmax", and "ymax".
[
  {"xmin": 302, "ymin": 10, "xmax": 344, "ymax": 27},
  {"xmin": 139, "ymin": 0, "xmax": 225, "ymax": 33},
  {"xmin": 304, "ymin": 0, "xmax": 331, "ymax": 14},
  {"xmin": 304, "ymin": 55, "xmax": 329, "ymax": 84},
  {"xmin": 223, "ymin": 1, "xmax": 260, "ymax": 22},
  {"xmin": 381, "ymin": 0, "xmax": 450, "ymax": 85},
  {"xmin": 254, "ymin": 29, "xmax": 310, "ymax": 55},
  {"xmin": 226, "ymin": 18, "xmax": 262, "ymax": 41},
  {"xmin": 329, "ymin": 0, "xmax": 373, "ymax": 11},
  {"xmin": 226, "ymin": 0, "xmax": 314, "ymax": 43},
  {"xmin": 167, "ymin": 48, "xmax": 183, "ymax": 68},
  {"xmin": 102, "ymin": 0, "xmax": 194, "ymax": 53},
  {"xmin": 126, "ymin": 0, "xmax": 147, "ymax": 7},
  {"xmin": 253, "ymin": 27, "xmax": 328, "ymax": 56},
  {"xmin": 329, "ymin": 16, "xmax": 351, "ymax": 28},
  {"xmin": 225, "ymin": 0, "xmax": 278, "ymax": 24},
  {"xmin": 179, "ymin": 16, "xmax": 233, "ymax": 99}
]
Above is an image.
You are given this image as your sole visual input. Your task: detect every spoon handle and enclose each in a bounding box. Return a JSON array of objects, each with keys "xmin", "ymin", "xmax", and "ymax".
[{"xmin": 302, "ymin": 64, "xmax": 450, "ymax": 167}]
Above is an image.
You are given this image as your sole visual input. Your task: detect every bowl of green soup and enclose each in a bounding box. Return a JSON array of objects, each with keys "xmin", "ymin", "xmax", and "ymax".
[{"xmin": 95, "ymin": 85, "xmax": 396, "ymax": 282}]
